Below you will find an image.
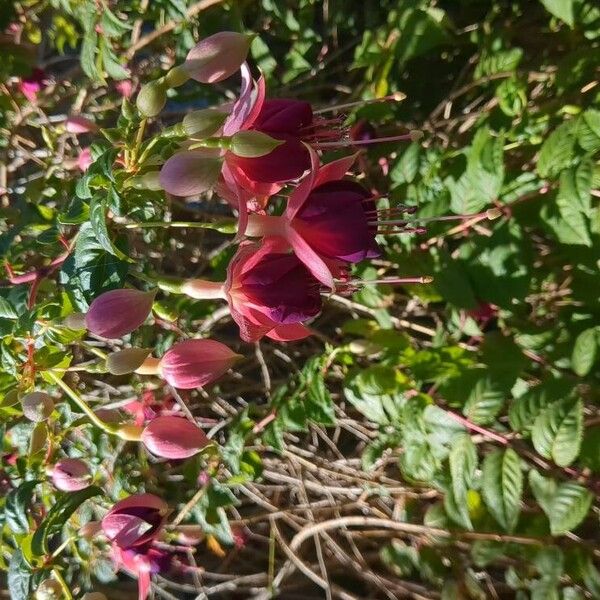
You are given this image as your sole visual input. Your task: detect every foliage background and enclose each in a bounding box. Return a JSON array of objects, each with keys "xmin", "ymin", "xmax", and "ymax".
[{"xmin": 1, "ymin": 0, "xmax": 600, "ymax": 598}]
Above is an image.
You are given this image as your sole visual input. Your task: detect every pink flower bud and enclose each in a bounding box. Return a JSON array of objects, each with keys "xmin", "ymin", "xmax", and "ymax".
[
  {"xmin": 50, "ymin": 458, "xmax": 91, "ymax": 492},
  {"xmin": 184, "ymin": 32, "xmax": 253, "ymax": 84},
  {"xmin": 85, "ymin": 289, "xmax": 156, "ymax": 339},
  {"xmin": 102, "ymin": 493, "xmax": 168, "ymax": 549},
  {"xmin": 65, "ymin": 115, "xmax": 98, "ymax": 134},
  {"xmin": 159, "ymin": 150, "xmax": 222, "ymax": 197},
  {"xmin": 141, "ymin": 415, "xmax": 209, "ymax": 459},
  {"xmin": 77, "ymin": 147, "xmax": 93, "ymax": 171},
  {"xmin": 158, "ymin": 339, "xmax": 241, "ymax": 389},
  {"xmin": 21, "ymin": 391, "xmax": 54, "ymax": 422}
]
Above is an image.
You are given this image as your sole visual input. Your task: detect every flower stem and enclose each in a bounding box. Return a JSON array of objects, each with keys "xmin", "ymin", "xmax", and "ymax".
[
  {"xmin": 52, "ymin": 568, "xmax": 73, "ymax": 600},
  {"xmin": 46, "ymin": 371, "xmax": 119, "ymax": 435},
  {"xmin": 122, "ymin": 220, "xmax": 236, "ymax": 234}
]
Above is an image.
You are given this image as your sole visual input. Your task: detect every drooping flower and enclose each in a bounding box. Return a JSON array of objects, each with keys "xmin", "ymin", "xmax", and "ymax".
[
  {"xmin": 101, "ymin": 493, "xmax": 168, "ymax": 550},
  {"xmin": 50, "ymin": 458, "xmax": 91, "ymax": 492},
  {"xmin": 19, "ymin": 67, "xmax": 47, "ymax": 101},
  {"xmin": 182, "ymin": 238, "xmax": 320, "ymax": 342},
  {"xmin": 85, "ymin": 289, "xmax": 156, "ymax": 339},
  {"xmin": 141, "ymin": 415, "xmax": 209, "ymax": 459}
]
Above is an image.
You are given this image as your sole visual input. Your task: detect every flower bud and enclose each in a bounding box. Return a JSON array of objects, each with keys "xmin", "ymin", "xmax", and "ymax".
[
  {"xmin": 106, "ymin": 348, "xmax": 152, "ymax": 376},
  {"xmin": 85, "ymin": 288, "xmax": 156, "ymax": 339},
  {"xmin": 184, "ymin": 32, "xmax": 253, "ymax": 84},
  {"xmin": 141, "ymin": 415, "xmax": 209, "ymax": 459},
  {"xmin": 50, "ymin": 458, "xmax": 91, "ymax": 492},
  {"xmin": 102, "ymin": 493, "xmax": 168, "ymax": 549},
  {"xmin": 65, "ymin": 115, "xmax": 98, "ymax": 134},
  {"xmin": 159, "ymin": 150, "xmax": 222, "ymax": 197},
  {"xmin": 136, "ymin": 79, "xmax": 168, "ymax": 117},
  {"xmin": 82, "ymin": 594, "xmax": 108, "ymax": 600},
  {"xmin": 229, "ymin": 130, "xmax": 284, "ymax": 158},
  {"xmin": 115, "ymin": 424, "xmax": 143, "ymax": 441},
  {"xmin": 164, "ymin": 65, "xmax": 190, "ymax": 88},
  {"xmin": 158, "ymin": 339, "xmax": 241, "ymax": 389},
  {"xmin": 21, "ymin": 391, "xmax": 54, "ymax": 422},
  {"xmin": 35, "ymin": 579, "xmax": 62, "ymax": 600},
  {"xmin": 182, "ymin": 109, "xmax": 227, "ymax": 138}
]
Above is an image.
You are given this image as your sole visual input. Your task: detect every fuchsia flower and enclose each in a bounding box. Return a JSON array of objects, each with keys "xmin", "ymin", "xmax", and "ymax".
[
  {"xmin": 50, "ymin": 458, "xmax": 91, "ymax": 492},
  {"xmin": 85, "ymin": 289, "xmax": 156, "ymax": 339},
  {"xmin": 18, "ymin": 67, "xmax": 47, "ymax": 101},
  {"xmin": 102, "ymin": 493, "xmax": 168, "ymax": 550},
  {"xmin": 182, "ymin": 238, "xmax": 320, "ymax": 342},
  {"xmin": 141, "ymin": 415, "xmax": 209, "ymax": 459}
]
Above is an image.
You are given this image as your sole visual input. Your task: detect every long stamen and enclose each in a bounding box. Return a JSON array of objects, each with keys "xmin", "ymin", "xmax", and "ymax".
[
  {"xmin": 314, "ymin": 92, "xmax": 406, "ymax": 115},
  {"xmin": 313, "ymin": 132, "xmax": 419, "ymax": 149},
  {"xmin": 349, "ymin": 276, "xmax": 433, "ymax": 285},
  {"xmin": 410, "ymin": 208, "xmax": 502, "ymax": 224}
]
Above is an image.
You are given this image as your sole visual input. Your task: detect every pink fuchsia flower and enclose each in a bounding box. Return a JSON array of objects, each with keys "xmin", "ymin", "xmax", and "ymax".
[
  {"xmin": 116, "ymin": 79, "xmax": 134, "ymax": 98},
  {"xmin": 65, "ymin": 115, "xmax": 98, "ymax": 134},
  {"xmin": 102, "ymin": 493, "xmax": 168, "ymax": 550},
  {"xmin": 141, "ymin": 415, "xmax": 209, "ymax": 459},
  {"xmin": 85, "ymin": 288, "xmax": 156, "ymax": 339},
  {"xmin": 157, "ymin": 339, "xmax": 241, "ymax": 389},
  {"xmin": 18, "ymin": 67, "xmax": 47, "ymax": 101},
  {"xmin": 77, "ymin": 147, "xmax": 93, "ymax": 171},
  {"xmin": 50, "ymin": 458, "xmax": 91, "ymax": 491},
  {"xmin": 182, "ymin": 238, "xmax": 320, "ymax": 342},
  {"xmin": 184, "ymin": 31, "xmax": 254, "ymax": 84}
]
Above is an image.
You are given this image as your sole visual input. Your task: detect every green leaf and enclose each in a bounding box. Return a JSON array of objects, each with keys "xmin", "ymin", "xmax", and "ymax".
[
  {"xmin": 8, "ymin": 550, "xmax": 31, "ymax": 600},
  {"xmin": 101, "ymin": 44, "xmax": 130, "ymax": 80},
  {"xmin": 80, "ymin": 28, "xmax": 99, "ymax": 80},
  {"xmin": 529, "ymin": 471, "xmax": 592, "ymax": 535},
  {"xmin": 100, "ymin": 7, "xmax": 131, "ymax": 37},
  {"xmin": 532, "ymin": 397, "xmax": 583, "ymax": 466},
  {"xmin": 444, "ymin": 435, "xmax": 477, "ymax": 529},
  {"xmin": 0, "ymin": 297, "xmax": 18, "ymax": 319},
  {"xmin": 481, "ymin": 449, "xmax": 523, "ymax": 532},
  {"xmin": 475, "ymin": 47, "xmax": 523, "ymax": 78},
  {"xmin": 571, "ymin": 328, "xmax": 597, "ymax": 376},
  {"xmin": 539, "ymin": 0, "xmax": 575, "ymax": 26},
  {"xmin": 31, "ymin": 486, "xmax": 102, "ymax": 556},
  {"xmin": 391, "ymin": 143, "xmax": 420, "ymax": 184},
  {"xmin": 89, "ymin": 193, "xmax": 130, "ymax": 262},
  {"xmin": 537, "ymin": 121, "xmax": 576, "ymax": 179},
  {"xmin": 5, "ymin": 480, "xmax": 38, "ymax": 534}
]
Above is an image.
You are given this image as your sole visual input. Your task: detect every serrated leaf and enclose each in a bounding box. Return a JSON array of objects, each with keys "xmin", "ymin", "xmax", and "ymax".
[
  {"xmin": 89, "ymin": 194, "xmax": 131, "ymax": 262},
  {"xmin": 0, "ymin": 297, "xmax": 18, "ymax": 319},
  {"xmin": 81, "ymin": 28, "xmax": 99, "ymax": 80},
  {"xmin": 532, "ymin": 397, "xmax": 583, "ymax": 466},
  {"xmin": 31, "ymin": 486, "xmax": 102, "ymax": 556},
  {"xmin": 8, "ymin": 550, "xmax": 31, "ymax": 600},
  {"xmin": 529, "ymin": 471, "xmax": 592, "ymax": 535},
  {"xmin": 100, "ymin": 7, "xmax": 131, "ymax": 37},
  {"xmin": 5, "ymin": 480, "xmax": 38, "ymax": 534},
  {"xmin": 539, "ymin": 0, "xmax": 575, "ymax": 26},
  {"xmin": 509, "ymin": 388, "xmax": 552, "ymax": 433},
  {"xmin": 449, "ymin": 435, "xmax": 477, "ymax": 499},
  {"xmin": 481, "ymin": 449, "xmax": 523, "ymax": 532},
  {"xmin": 571, "ymin": 328, "xmax": 597, "ymax": 376},
  {"xmin": 101, "ymin": 44, "xmax": 129, "ymax": 80},
  {"xmin": 391, "ymin": 143, "xmax": 420, "ymax": 184},
  {"xmin": 463, "ymin": 375, "xmax": 506, "ymax": 425},
  {"xmin": 537, "ymin": 121, "xmax": 576, "ymax": 179}
]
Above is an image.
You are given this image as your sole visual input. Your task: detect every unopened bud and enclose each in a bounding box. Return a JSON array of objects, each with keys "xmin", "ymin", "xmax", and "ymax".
[
  {"xmin": 21, "ymin": 391, "xmax": 54, "ymax": 422},
  {"xmin": 182, "ymin": 108, "xmax": 227, "ymax": 138},
  {"xmin": 85, "ymin": 288, "xmax": 156, "ymax": 339},
  {"xmin": 50, "ymin": 458, "xmax": 91, "ymax": 492},
  {"xmin": 35, "ymin": 579, "xmax": 62, "ymax": 600},
  {"xmin": 184, "ymin": 32, "xmax": 254, "ymax": 84},
  {"xmin": 136, "ymin": 79, "xmax": 168, "ymax": 117},
  {"xmin": 106, "ymin": 348, "xmax": 152, "ymax": 376},
  {"xmin": 141, "ymin": 415, "xmax": 209, "ymax": 459},
  {"xmin": 165, "ymin": 65, "xmax": 190, "ymax": 88},
  {"xmin": 229, "ymin": 130, "xmax": 283, "ymax": 158},
  {"xmin": 159, "ymin": 150, "xmax": 222, "ymax": 197},
  {"xmin": 158, "ymin": 339, "xmax": 242, "ymax": 389}
]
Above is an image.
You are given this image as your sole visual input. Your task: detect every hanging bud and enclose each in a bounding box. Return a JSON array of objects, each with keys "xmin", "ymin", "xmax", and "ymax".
[
  {"xmin": 184, "ymin": 31, "xmax": 254, "ymax": 84},
  {"xmin": 65, "ymin": 115, "xmax": 98, "ymax": 134},
  {"xmin": 158, "ymin": 339, "xmax": 241, "ymax": 389},
  {"xmin": 229, "ymin": 130, "xmax": 284, "ymax": 158},
  {"xmin": 159, "ymin": 150, "xmax": 222, "ymax": 197},
  {"xmin": 106, "ymin": 348, "xmax": 152, "ymax": 376},
  {"xmin": 182, "ymin": 108, "xmax": 227, "ymax": 138},
  {"xmin": 136, "ymin": 79, "xmax": 168, "ymax": 117},
  {"xmin": 85, "ymin": 288, "xmax": 156, "ymax": 339},
  {"xmin": 21, "ymin": 391, "xmax": 54, "ymax": 422},
  {"xmin": 35, "ymin": 579, "xmax": 63, "ymax": 600},
  {"xmin": 141, "ymin": 415, "xmax": 210, "ymax": 459},
  {"xmin": 50, "ymin": 458, "xmax": 91, "ymax": 492},
  {"xmin": 164, "ymin": 65, "xmax": 190, "ymax": 88}
]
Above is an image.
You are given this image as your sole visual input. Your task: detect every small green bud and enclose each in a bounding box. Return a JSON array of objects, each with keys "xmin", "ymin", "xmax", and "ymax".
[
  {"xmin": 165, "ymin": 65, "xmax": 191, "ymax": 88},
  {"xmin": 136, "ymin": 79, "xmax": 168, "ymax": 117},
  {"xmin": 182, "ymin": 109, "xmax": 227, "ymax": 138},
  {"xmin": 229, "ymin": 130, "xmax": 283, "ymax": 158}
]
